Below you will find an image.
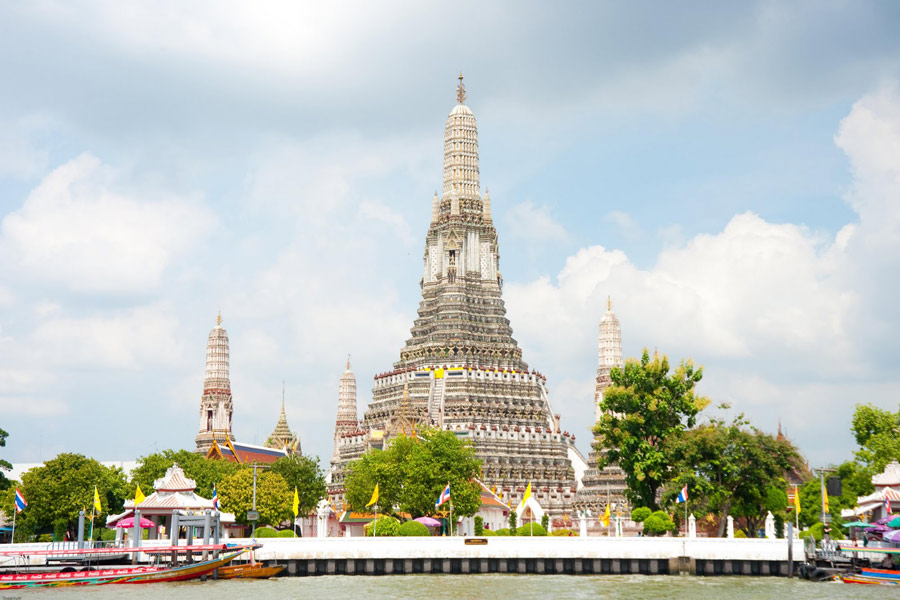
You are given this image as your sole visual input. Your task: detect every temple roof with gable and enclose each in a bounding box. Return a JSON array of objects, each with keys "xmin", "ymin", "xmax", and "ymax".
[
  {"xmin": 873, "ymin": 460, "xmax": 900, "ymax": 487},
  {"xmin": 206, "ymin": 438, "xmax": 287, "ymax": 464}
]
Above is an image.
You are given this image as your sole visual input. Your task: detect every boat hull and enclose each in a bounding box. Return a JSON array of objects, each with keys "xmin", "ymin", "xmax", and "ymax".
[
  {"xmin": 0, "ymin": 548, "xmax": 247, "ymax": 589},
  {"xmin": 218, "ymin": 564, "xmax": 285, "ymax": 579}
]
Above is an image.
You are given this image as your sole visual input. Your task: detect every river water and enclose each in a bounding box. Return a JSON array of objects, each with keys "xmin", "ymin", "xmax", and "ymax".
[{"xmin": 7, "ymin": 574, "xmax": 886, "ymax": 599}]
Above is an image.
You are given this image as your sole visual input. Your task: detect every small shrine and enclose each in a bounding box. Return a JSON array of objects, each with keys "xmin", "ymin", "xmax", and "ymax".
[
  {"xmin": 106, "ymin": 463, "xmax": 237, "ymax": 538},
  {"xmin": 842, "ymin": 460, "xmax": 900, "ymax": 521}
]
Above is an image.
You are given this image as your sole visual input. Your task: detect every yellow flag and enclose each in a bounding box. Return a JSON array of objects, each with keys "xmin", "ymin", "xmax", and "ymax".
[
  {"xmin": 366, "ymin": 484, "xmax": 379, "ymax": 508},
  {"xmin": 602, "ymin": 504, "xmax": 610, "ymax": 527},
  {"xmin": 93, "ymin": 486, "xmax": 102, "ymax": 513},
  {"xmin": 823, "ymin": 487, "xmax": 829, "ymax": 513},
  {"xmin": 134, "ymin": 485, "xmax": 146, "ymax": 506},
  {"xmin": 794, "ymin": 485, "xmax": 801, "ymax": 515},
  {"xmin": 522, "ymin": 481, "xmax": 532, "ymax": 503},
  {"xmin": 292, "ymin": 487, "xmax": 299, "ymax": 517}
]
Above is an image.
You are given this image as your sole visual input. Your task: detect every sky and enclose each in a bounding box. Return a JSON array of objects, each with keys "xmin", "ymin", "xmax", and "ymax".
[{"xmin": 1, "ymin": 1, "xmax": 900, "ymax": 472}]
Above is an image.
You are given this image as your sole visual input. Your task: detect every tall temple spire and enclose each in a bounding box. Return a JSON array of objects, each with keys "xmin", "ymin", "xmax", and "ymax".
[
  {"xmin": 196, "ymin": 314, "xmax": 235, "ymax": 453},
  {"xmin": 267, "ymin": 380, "xmax": 299, "ymax": 454},
  {"xmin": 456, "ymin": 72, "xmax": 466, "ymax": 104},
  {"xmin": 575, "ymin": 297, "xmax": 629, "ymax": 523},
  {"xmin": 595, "ymin": 297, "xmax": 624, "ymax": 422},
  {"xmin": 441, "ymin": 75, "xmax": 481, "ymax": 205},
  {"xmin": 331, "ymin": 359, "xmax": 358, "ymax": 459},
  {"xmin": 328, "ymin": 81, "xmax": 578, "ymax": 517}
]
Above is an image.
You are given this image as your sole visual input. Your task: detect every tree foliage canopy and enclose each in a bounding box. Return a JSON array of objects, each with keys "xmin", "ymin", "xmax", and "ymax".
[
  {"xmin": 667, "ymin": 414, "xmax": 800, "ymax": 536},
  {"xmin": 270, "ymin": 454, "xmax": 327, "ymax": 517},
  {"xmin": 131, "ymin": 449, "xmax": 240, "ymax": 499},
  {"xmin": 344, "ymin": 429, "xmax": 482, "ymax": 519},
  {"xmin": 9, "ymin": 453, "xmax": 128, "ymax": 539},
  {"xmin": 594, "ymin": 349, "xmax": 708, "ymax": 509},
  {"xmin": 217, "ymin": 468, "xmax": 291, "ymax": 527},
  {"xmin": 851, "ymin": 403, "xmax": 900, "ymax": 472},
  {"xmin": 0, "ymin": 427, "xmax": 11, "ymax": 490}
]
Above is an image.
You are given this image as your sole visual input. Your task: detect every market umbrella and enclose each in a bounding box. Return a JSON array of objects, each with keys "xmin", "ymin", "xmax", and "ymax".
[
  {"xmin": 113, "ymin": 517, "xmax": 155, "ymax": 529},
  {"xmin": 884, "ymin": 530, "xmax": 900, "ymax": 542},
  {"xmin": 842, "ymin": 521, "xmax": 871, "ymax": 528},
  {"xmin": 887, "ymin": 516, "xmax": 900, "ymax": 528},
  {"xmin": 414, "ymin": 517, "xmax": 442, "ymax": 528}
]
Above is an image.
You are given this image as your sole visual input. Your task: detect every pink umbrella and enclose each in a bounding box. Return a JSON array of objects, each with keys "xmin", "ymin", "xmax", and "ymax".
[
  {"xmin": 414, "ymin": 516, "xmax": 442, "ymax": 527},
  {"xmin": 113, "ymin": 517, "xmax": 156, "ymax": 529}
]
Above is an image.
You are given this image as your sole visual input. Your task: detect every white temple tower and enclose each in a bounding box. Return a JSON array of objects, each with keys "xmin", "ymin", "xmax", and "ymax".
[
  {"xmin": 333, "ymin": 358, "xmax": 359, "ymax": 459},
  {"xmin": 574, "ymin": 297, "xmax": 629, "ymax": 525},
  {"xmin": 331, "ymin": 76, "xmax": 578, "ymax": 515},
  {"xmin": 594, "ymin": 296, "xmax": 624, "ymax": 422},
  {"xmin": 195, "ymin": 313, "xmax": 235, "ymax": 453}
]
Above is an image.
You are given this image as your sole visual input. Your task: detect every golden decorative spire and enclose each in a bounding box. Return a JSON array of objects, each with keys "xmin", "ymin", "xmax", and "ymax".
[
  {"xmin": 456, "ymin": 72, "xmax": 466, "ymax": 104},
  {"xmin": 346, "ymin": 354, "xmax": 351, "ymax": 371},
  {"xmin": 216, "ymin": 311, "xmax": 222, "ymax": 326},
  {"xmin": 607, "ymin": 295, "xmax": 612, "ymax": 311}
]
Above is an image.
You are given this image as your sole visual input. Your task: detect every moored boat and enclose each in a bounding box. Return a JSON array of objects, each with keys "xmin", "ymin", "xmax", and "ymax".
[
  {"xmin": 217, "ymin": 563, "xmax": 285, "ymax": 579},
  {"xmin": 0, "ymin": 544, "xmax": 254, "ymax": 589}
]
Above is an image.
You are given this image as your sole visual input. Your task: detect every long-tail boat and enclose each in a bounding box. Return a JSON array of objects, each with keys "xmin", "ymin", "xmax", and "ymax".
[{"xmin": 0, "ymin": 543, "xmax": 255, "ymax": 589}]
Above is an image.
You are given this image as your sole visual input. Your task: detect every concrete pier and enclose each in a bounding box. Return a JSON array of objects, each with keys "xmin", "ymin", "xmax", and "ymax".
[{"xmin": 226, "ymin": 536, "xmax": 803, "ymax": 578}]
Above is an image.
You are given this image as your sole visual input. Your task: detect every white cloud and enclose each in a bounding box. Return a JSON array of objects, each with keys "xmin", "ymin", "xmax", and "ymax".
[
  {"xmin": 507, "ymin": 88, "xmax": 900, "ymax": 465},
  {"xmin": 504, "ymin": 200, "xmax": 569, "ymax": 243},
  {"xmin": 0, "ymin": 153, "xmax": 215, "ymax": 294},
  {"xmin": 605, "ymin": 210, "xmax": 642, "ymax": 239},
  {"xmin": 29, "ymin": 304, "xmax": 188, "ymax": 370}
]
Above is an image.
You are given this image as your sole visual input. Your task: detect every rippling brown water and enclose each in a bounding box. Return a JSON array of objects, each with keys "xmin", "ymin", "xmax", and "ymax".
[{"xmin": 7, "ymin": 574, "xmax": 884, "ymax": 599}]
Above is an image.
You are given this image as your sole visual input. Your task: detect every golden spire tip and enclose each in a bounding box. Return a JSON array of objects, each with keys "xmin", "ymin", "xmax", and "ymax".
[{"xmin": 456, "ymin": 72, "xmax": 466, "ymax": 104}]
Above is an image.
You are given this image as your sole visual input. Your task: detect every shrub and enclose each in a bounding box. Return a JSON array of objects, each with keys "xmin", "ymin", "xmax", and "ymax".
[
  {"xmin": 37, "ymin": 533, "xmax": 53, "ymax": 543},
  {"xmin": 474, "ymin": 516, "xmax": 484, "ymax": 536},
  {"xmin": 101, "ymin": 528, "xmax": 117, "ymax": 541},
  {"xmin": 551, "ymin": 528, "xmax": 577, "ymax": 536},
  {"xmin": 277, "ymin": 529, "xmax": 295, "ymax": 537},
  {"xmin": 802, "ymin": 522, "xmax": 843, "ymax": 541},
  {"xmin": 480, "ymin": 529, "xmax": 496, "ymax": 536},
  {"xmin": 494, "ymin": 528, "xmax": 511, "ymax": 536},
  {"xmin": 631, "ymin": 507, "xmax": 652, "ymax": 523},
  {"xmin": 516, "ymin": 523, "xmax": 547, "ymax": 536},
  {"xmin": 509, "ymin": 511, "xmax": 518, "ymax": 534},
  {"xmin": 398, "ymin": 520, "xmax": 430, "ymax": 537},
  {"xmin": 365, "ymin": 516, "xmax": 400, "ymax": 537},
  {"xmin": 541, "ymin": 514, "xmax": 549, "ymax": 530},
  {"xmin": 643, "ymin": 511, "xmax": 676, "ymax": 537},
  {"xmin": 734, "ymin": 529, "xmax": 747, "ymax": 538},
  {"xmin": 256, "ymin": 527, "xmax": 278, "ymax": 538}
]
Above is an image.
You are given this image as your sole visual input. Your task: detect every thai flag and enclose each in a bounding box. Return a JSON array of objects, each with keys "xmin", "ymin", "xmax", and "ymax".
[
  {"xmin": 212, "ymin": 484, "xmax": 219, "ymax": 510},
  {"xmin": 885, "ymin": 491, "xmax": 891, "ymax": 515},
  {"xmin": 435, "ymin": 483, "xmax": 451, "ymax": 508},
  {"xmin": 676, "ymin": 484, "xmax": 688, "ymax": 504},
  {"xmin": 14, "ymin": 488, "xmax": 27, "ymax": 513}
]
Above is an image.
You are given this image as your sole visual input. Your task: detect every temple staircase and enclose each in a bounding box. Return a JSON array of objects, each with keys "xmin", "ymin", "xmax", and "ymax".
[{"xmin": 428, "ymin": 376, "xmax": 445, "ymax": 428}]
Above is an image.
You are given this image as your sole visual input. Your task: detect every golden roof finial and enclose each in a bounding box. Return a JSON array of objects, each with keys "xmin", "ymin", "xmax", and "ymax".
[
  {"xmin": 216, "ymin": 311, "xmax": 222, "ymax": 326},
  {"xmin": 607, "ymin": 295, "xmax": 612, "ymax": 311},
  {"xmin": 456, "ymin": 72, "xmax": 466, "ymax": 104},
  {"xmin": 346, "ymin": 354, "xmax": 351, "ymax": 371}
]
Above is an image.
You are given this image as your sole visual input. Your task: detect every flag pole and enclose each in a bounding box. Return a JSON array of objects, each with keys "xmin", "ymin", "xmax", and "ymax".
[{"xmin": 10, "ymin": 505, "xmax": 16, "ymax": 544}]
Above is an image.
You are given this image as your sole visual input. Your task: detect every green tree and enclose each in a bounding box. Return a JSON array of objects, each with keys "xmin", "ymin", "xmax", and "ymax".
[
  {"xmin": 643, "ymin": 511, "xmax": 676, "ymax": 536},
  {"xmin": 15, "ymin": 453, "xmax": 128, "ymax": 540},
  {"xmin": 270, "ymin": 454, "xmax": 326, "ymax": 517},
  {"xmin": 0, "ymin": 427, "xmax": 11, "ymax": 490},
  {"xmin": 131, "ymin": 450, "xmax": 240, "ymax": 498},
  {"xmin": 851, "ymin": 404, "xmax": 900, "ymax": 472},
  {"xmin": 217, "ymin": 468, "xmax": 292, "ymax": 527},
  {"xmin": 344, "ymin": 429, "xmax": 482, "ymax": 519},
  {"xmin": 594, "ymin": 349, "xmax": 708, "ymax": 510},
  {"xmin": 667, "ymin": 416, "xmax": 800, "ymax": 536},
  {"xmin": 631, "ymin": 507, "xmax": 651, "ymax": 523}
]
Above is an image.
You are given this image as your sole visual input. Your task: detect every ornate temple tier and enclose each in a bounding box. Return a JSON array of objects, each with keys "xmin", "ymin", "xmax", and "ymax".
[
  {"xmin": 573, "ymin": 298, "xmax": 629, "ymax": 527},
  {"xmin": 195, "ymin": 314, "xmax": 235, "ymax": 453},
  {"xmin": 329, "ymin": 76, "xmax": 578, "ymax": 515}
]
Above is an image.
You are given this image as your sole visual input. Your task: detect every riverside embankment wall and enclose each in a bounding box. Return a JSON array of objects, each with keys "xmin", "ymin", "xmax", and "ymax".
[{"xmin": 230, "ymin": 536, "xmax": 805, "ymax": 577}]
